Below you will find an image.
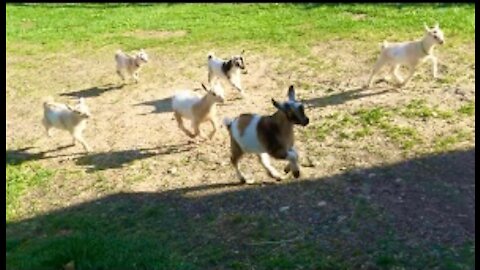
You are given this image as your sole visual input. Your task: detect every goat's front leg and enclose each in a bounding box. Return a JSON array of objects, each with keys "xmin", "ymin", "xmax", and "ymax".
[
  {"xmin": 391, "ymin": 65, "xmax": 403, "ymax": 84},
  {"xmin": 133, "ymin": 72, "xmax": 139, "ymax": 83},
  {"xmin": 429, "ymin": 55, "xmax": 439, "ymax": 79},
  {"xmin": 271, "ymin": 148, "xmax": 301, "ymax": 178},
  {"xmin": 73, "ymin": 131, "xmax": 91, "ymax": 153},
  {"xmin": 258, "ymin": 153, "xmax": 283, "ymax": 181},
  {"xmin": 230, "ymin": 74, "xmax": 245, "ymax": 98}
]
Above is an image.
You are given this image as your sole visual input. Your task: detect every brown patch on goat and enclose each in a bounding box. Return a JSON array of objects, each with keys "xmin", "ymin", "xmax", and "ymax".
[
  {"xmin": 191, "ymin": 96, "xmax": 216, "ymax": 123},
  {"xmin": 257, "ymin": 110, "xmax": 294, "ymax": 159},
  {"xmin": 236, "ymin": 114, "xmax": 255, "ymax": 136}
]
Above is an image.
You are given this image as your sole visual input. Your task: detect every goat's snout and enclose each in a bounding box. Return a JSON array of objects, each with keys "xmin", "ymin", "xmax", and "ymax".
[{"xmin": 302, "ymin": 117, "xmax": 310, "ymax": 126}]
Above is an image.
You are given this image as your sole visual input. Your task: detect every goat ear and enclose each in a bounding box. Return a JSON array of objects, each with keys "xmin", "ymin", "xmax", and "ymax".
[
  {"xmin": 434, "ymin": 22, "xmax": 439, "ymax": 29},
  {"xmin": 424, "ymin": 22, "xmax": 430, "ymax": 32},
  {"xmin": 201, "ymin": 83, "xmax": 209, "ymax": 92},
  {"xmin": 287, "ymin": 85, "xmax": 296, "ymax": 101},
  {"xmin": 272, "ymin": 98, "xmax": 282, "ymax": 110},
  {"xmin": 79, "ymin": 97, "xmax": 85, "ymax": 104}
]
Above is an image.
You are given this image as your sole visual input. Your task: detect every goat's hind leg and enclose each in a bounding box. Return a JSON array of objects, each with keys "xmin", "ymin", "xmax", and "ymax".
[
  {"xmin": 42, "ymin": 118, "xmax": 53, "ymax": 137},
  {"xmin": 230, "ymin": 137, "xmax": 250, "ymax": 184},
  {"xmin": 174, "ymin": 112, "xmax": 195, "ymax": 138},
  {"xmin": 367, "ymin": 55, "xmax": 387, "ymax": 88}
]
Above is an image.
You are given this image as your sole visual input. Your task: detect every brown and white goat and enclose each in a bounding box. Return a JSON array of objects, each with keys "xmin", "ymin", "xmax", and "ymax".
[
  {"xmin": 223, "ymin": 85, "xmax": 309, "ymax": 184},
  {"xmin": 42, "ymin": 97, "xmax": 92, "ymax": 152},
  {"xmin": 171, "ymin": 83, "xmax": 225, "ymax": 140}
]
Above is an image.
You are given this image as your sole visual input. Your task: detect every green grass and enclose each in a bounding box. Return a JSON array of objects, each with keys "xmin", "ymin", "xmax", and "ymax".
[
  {"xmin": 434, "ymin": 129, "xmax": 474, "ymax": 152},
  {"xmin": 400, "ymin": 99, "xmax": 454, "ymax": 119},
  {"xmin": 7, "ymin": 3, "xmax": 475, "ymax": 56},
  {"xmin": 457, "ymin": 101, "xmax": 475, "ymax": 116},
  {"xmin": 6, "ymin": 163, "xmax": 56, "ymax": 220}
]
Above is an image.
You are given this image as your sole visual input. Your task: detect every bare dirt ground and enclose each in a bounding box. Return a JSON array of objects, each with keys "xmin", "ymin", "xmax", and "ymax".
[{"xmin": 6, "ymin": 40, "xmax": 475, "ymax": 252}]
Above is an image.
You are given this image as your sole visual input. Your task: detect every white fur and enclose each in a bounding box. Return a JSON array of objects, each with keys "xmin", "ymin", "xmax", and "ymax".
[
  {"xmin": 171, "ymin": 83, "xmax": 225, "ymax": 139},
  {"xmin": 230, "ymin": 115, "xmax": 266, "ymax": 153},
  {"xmin": 115, "ymin": 49, "xmax": 149, "ymax": 83},
  {"xmin": 42, "ymin": 97, "xmax": 91, "ymax": 152},
  {"xmin": 171, "ymin": 91, "xmax": 202, "ymax": 120},
  {"xmin": 367, "ymin": 23, "xmax": 445, "ymax": 88}
]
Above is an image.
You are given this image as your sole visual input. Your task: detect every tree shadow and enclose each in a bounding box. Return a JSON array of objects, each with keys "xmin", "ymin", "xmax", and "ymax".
[
  {"xmin": 303, "ymin": 87, "xmax": 391, "ymax": 108},
  {"xmin": 74, "ymin": 143, "xmax": 194, "ymax": 172},
  {"xmin": 134, "ymin": 97, "xmax": 173, "ymax": 115},
  {"xmin": 60, "ymin": 84, "xmax": 125, "ymax": 99},
  {"xmin": 6, "ymin": 148, "xmax": 475, "ymax": 269}
]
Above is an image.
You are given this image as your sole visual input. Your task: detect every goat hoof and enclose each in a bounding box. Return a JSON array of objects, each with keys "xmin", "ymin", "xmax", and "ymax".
[
  {"xmin": 293, "ymin": 170, "xmax": 300, "ymax": 178},
  {"xmin": 269, "ymin": 172, "xmax": 283, "ymax": 181}
]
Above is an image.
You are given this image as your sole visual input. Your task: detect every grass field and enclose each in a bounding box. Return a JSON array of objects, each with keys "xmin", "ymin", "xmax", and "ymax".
[{"xmin": 6, "ymin": 3, "xmax": 475, "ymax": 269}]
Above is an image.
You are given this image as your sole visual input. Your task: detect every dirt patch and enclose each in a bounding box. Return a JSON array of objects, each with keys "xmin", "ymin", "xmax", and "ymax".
[
  {"xmin": 344, "ymin": 12, "xmax": 368, "ymax": 21},
  {"xmin": 123, "ymin": 30, "xmax": 187, "ymax": 39}
]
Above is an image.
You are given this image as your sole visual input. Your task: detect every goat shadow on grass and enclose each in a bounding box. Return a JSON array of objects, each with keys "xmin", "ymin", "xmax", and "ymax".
[
  {"xmin": 6, "ymin": 145, "xmax": 83, "ymax": 166},
  {"xmin": 303, "ymin": 87, "xmax": 391, "ymax": 108},
  {"xmin": 60, "ymin": 84, "xmax": 125, "ymax": 99},
  {"xmin": 134, "ymin": 97, "xmax": 173, "ymax": 115},
  {"xmin": 74, "ymin": 143, "xmax": 194, "ymax": 172}
]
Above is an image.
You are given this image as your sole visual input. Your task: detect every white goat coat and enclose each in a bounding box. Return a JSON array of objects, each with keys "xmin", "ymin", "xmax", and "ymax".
[
  {"xmin": 229, "ymin": 115, "xmax": 266, "ymax": 153},
  {"xmin": 44, "ymin": 103, "xmax": 87, "ymax": 131},
  {"xmin": 171, "ymin": 91, "xmax": 202, "ymax": 120}
]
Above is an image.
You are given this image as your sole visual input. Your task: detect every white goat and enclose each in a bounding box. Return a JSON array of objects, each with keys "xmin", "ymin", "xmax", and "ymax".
[
  {"xmin": 172, "ymin": 82, "xmax": 225, "ymax": 140},
  {"xmin": 223, "ymin": 85, "xmax": 310, "ymax": 184},
  {"xmin": 366, "ymin": 22, "xmax": 445, "ymax": 88},
  {"xmin": 42, "ymin": 97, "xmax": 92, "ymax": 152},
  {"xmin": 115, "ymin": 49, "xmax": 149, "ymax": 83},
  {"xmin": 207, "ymin": 51, "xmax": 247, "ymax": 98}
]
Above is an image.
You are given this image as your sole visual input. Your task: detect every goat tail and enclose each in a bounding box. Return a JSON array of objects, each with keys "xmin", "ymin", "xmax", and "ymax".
[
  {"xmin": 380, "ymin": 40, "xmax": 389, "ymax": 50},
  {"xmin": 43, "ymin": 96, "xmax": 55, "ymax": 108},
  {"xmin": 115, "ymin": 49, "xmax": 123, "ymax": 59},
  {"xmin": 223, "ymin": 117, "xmax": 233, "ymax": 130}
]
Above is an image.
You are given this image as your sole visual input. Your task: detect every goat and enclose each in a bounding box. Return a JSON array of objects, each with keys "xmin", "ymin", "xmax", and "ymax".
[
  {"xmin": 42, "ymin": 97, "xmax": 92, "ymax": 152},
  {"xmin": 207, "ymin": 51, "xmax": 247, "ymax": 98},
  {"xmin": 171, "ymin": 82, "xmax": 225, "ymax": 140},
  {"xmin": 223, "ymin": 85, "xmax": 309, "ymax": 184},
  {"xmin": 366, "ymin": 22, "xmax": 445, "ymax": 88},
  {"xmin": 115, "ymin": 49, "xmax": 149, "ymax": 83}
]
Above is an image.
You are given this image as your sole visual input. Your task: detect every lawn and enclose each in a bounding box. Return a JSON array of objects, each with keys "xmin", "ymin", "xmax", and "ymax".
[{"xmin": 6, "ymin": 3, "xmax": 475, "ymax": 269}]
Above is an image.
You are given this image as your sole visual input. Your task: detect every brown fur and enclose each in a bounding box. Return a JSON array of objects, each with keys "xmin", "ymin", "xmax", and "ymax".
[
  {"xmin": 257, "ymin": 110, "xmax": 294, "ymax": 159},
  {"xmin": 191, "ymin": 95, "xmax": 216, "ymax": 123},
  {"xmin": 236, "ymin": 114, "xmax": 254, "ymax": 136}
]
